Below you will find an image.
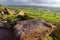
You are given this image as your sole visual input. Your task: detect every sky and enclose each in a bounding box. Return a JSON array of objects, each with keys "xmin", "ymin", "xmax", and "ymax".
[{"xmin": 0, "ymin": 0, "xmax": 60, "ymax": 7}]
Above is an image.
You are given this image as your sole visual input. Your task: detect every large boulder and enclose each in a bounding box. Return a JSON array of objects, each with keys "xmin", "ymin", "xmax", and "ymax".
[
  {"xmin": 0, "ymin": 22, "xmax": 4, "ymax": 27},
  {"xmin": 14, "ymin": 19, "xmax": 56, "ymax": 40},
  {"xmin": 0, "ymin": 22, "xmax": 13, "ymax": 40},
  {"xmin": 0, "ymin": 29, "xmax": 13, "ymax": 40}
]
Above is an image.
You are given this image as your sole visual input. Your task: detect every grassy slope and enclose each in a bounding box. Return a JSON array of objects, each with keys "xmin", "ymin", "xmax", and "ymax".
[{"xmin": 20, "ymin": 8, "xmax": 60, "ymax": 22}]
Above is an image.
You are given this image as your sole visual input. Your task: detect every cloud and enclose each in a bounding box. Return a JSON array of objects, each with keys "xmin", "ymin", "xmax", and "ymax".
[
  {"xmin": 0, "ymin": 0, "xmax": 60, "ymax": 7},
  {"xmin": 30, "ymin": 3, "xmax": 60, "ymax": 7},
  {"xmin": 13, "ymin": 0, "xmax": 30, "ymax": 3},
  {"xmin": 30, "ymin": 0, "xmax": 60, "ymax": 7},
  {"xmin": 30, "ymin": 0, "xmax": 60, "ymax": 4},
  {"xmin": 6, "ymin": 0, "xmax": 31, "ymax": 5},
  {"xmin": 0, "ymin": 0, "xmax": 7, "ymax": 2},
  {"xmin": 13, "ymin": 0, "xmax": 23, "ymax": 1},
  {"xmin": 0, "ymin": 0, "xmax": 7, "ymax": 4}
]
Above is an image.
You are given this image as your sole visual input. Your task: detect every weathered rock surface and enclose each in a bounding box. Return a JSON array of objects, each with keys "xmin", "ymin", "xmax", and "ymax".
[
  {"xmin": 0, "ymin": 22, "xmax": 13, "ymax": 40},
  {"xmin": 4, "ymin": 8, "xmax": 15, "ymax": 15},
  {"xmin": 47, "ymin": 22, "xmax": 60, "ymax": 40},
  {"xmin": 14, "ymin": 19, "xmax": 56, "ymax": 40},
  {"xmin": 17, "ymin": 10, "xmax": 24, "ymax": 16},
  {"xmin": 0, "ymin": 22, "xmax": 4, "ymax": 27}
]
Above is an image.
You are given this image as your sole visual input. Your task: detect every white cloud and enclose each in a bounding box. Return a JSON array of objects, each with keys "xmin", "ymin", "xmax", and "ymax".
[
  {"xmin": 0, "ymin": 0, "xmax": 60, "ymax": 7},
  {"xmin": 30, "ymin": 3, "xmax": 60, "ymax": 7},
  {"xmin": 51, "ymin": 0, "xmax": 60, "ymax": 2},
  {"xmin": 30, "ymin": 0, "xmax": 60, "ymax": 7},
  {"xmin": 43, "ymin": 0, "xmax": 60, "ymax": 2},
  {"xmin": 45, "ymin": 0, "xmax": 60, "ymax": 4},
  {"xmin": 30, "ymin": 3, "xmax": 50, "ymax": 6}
]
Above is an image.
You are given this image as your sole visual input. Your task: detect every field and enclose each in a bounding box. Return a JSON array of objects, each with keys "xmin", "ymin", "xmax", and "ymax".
[{"xmin": 7, "ymin": 6, "xmax": 60, "ymax": 22}]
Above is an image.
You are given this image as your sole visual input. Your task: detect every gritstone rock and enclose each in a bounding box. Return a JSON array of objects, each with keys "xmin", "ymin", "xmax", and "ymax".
[
  {"xmin": 14, "ymin": 19, "xmax": 56, "ymax": 40},
  {"xmin": 0, "ymin": 22, "xmax": 13, "ymax": 40}
]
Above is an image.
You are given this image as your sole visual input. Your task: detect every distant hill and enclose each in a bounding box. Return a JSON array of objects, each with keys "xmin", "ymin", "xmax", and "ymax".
[{"xmin": 5, "ymin": 5, "xmax": 60, "ymax": 12}]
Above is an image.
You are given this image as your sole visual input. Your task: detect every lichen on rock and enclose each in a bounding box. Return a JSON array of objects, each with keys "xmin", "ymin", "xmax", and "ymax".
[{"xmin": 14, "ymin": 19, "xmax": 56, "ymax": 40}]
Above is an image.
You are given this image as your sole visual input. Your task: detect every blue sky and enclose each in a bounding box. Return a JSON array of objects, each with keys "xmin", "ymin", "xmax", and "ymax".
[{"xmin": 0, "ymin": 0, "xmax": 60, "ymax": 7}]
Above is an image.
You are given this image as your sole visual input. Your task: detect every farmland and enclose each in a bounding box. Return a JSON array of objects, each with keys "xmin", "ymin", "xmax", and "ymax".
[{"xmin": 7, "ymin": 6, "xmax": 60, "ymax": 22}]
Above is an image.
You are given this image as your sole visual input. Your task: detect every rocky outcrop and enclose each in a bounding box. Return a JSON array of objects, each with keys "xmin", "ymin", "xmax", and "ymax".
[
  {"xmin": 0, "ymin": 22, "xmax": 13, "ymax": 40},
  {"xmin": 47, "ymin": 22, "xmax": 60, "ymax": 40},
  {"xmin": 4, "ymin": 8, "xmax": 15, "ymax": 15},
  {"xmin": 17, "ymin": 10, "xmax": 24, "ymax": 16},
  {"xmin": 14, "ymin": 19, "xmax": 56, "ymax": 40}
]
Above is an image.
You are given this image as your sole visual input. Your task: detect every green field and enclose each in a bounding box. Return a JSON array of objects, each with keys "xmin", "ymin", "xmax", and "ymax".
[{"xmin": 7, "ymin": 6, "xmax": 60, "ymax": 22}]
